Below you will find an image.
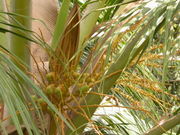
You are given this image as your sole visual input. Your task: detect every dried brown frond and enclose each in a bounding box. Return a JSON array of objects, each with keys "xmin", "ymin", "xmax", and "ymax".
[{"xmin": 49, "ymin": 4, "xmax": 80, "ymax": 87}]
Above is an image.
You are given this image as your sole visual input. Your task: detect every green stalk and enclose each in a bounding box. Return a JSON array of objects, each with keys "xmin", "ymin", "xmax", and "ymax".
[
  {"xmin": 51, "ymin": 0, "xmax": 71, "ymax": 51},
  {"xmin": 8, "ymin": 0, "xmax": 32, "ymax": 130},
  {"xmin": 144, "ymin": 113, "xmax": 180, "ymax": 135},
  {"xmin": 10, "ymin": 0, "xmax": 31, "ymax": 70}
]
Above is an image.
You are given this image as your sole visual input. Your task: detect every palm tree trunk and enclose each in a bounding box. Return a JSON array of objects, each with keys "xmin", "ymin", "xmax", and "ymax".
[
  {"xmin": 10, "ymin": 0, "xmax": 31, "ymax": 70},
  {"xmin": 0, "ymin": 0, "xmax": 8, "ymax": 49}
]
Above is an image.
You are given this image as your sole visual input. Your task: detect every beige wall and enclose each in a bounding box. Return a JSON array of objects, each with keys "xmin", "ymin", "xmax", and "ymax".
[{"xmin": 31, "ymin": 0, "xmax": 58, "ymax": 63}]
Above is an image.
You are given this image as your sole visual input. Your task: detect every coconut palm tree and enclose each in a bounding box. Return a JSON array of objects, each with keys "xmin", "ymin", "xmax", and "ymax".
[{"xmin": 0, "ymin": 0, "xmax": 179, "ymax": 134}]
